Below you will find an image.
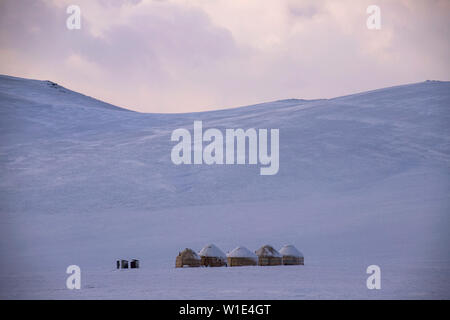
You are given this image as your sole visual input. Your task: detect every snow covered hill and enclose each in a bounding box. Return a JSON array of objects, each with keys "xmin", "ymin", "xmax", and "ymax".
[{"xmin": 0, "ymin": 75, "xmax": 449, "ymax": 299}]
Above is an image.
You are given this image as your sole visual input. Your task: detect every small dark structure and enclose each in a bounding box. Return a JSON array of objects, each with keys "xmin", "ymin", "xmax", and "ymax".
[
  {"xmin": 255, "ymin": 245, "xmax": 282, "ymax": 266},
  {"xmin": 279, "ymin": 245, "xmax": 304, "ymax": 265},
  {"xmin": 116, "ymin": 260, "xmax": 120, "ymax": 269},
  {"xmin": 120, "ymin": 259, "xmax": 129, "ymax": 269},
  {"xmin": 198, "ymin": 244, "xmax": 227, "ymax": 267},
  {"xmin": 130, "ymin": 259, "xmax": 140, "ymax": 269},
  {"xmin": 175, "ymin": 248, "xmax": 201, "ymax": 268}
]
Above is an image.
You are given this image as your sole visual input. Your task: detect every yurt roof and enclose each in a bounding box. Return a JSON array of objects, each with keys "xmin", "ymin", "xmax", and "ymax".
[
  {"xmin": 227, "ymin": 246, "xmax": 257, "ymax": 259},
  {"xmin": 279, "ymin": 245, "xmax": 303, "ymax": 257},
  {"xmin": 199, "ymin": 244, "xmax": 226, "ymax": 258},
  {"xmin": 255, "ymin": 245, "xmax": 281, "ymax": 257},
  {"xmin": 179, "ymin": 248, "xmax": 200, "ymax": 260}
]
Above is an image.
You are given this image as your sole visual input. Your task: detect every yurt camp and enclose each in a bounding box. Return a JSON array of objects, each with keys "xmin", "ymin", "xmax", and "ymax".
[
  {"xmin": 255, "ymin": 245, "xmax": 282, "ymax": 266},
  {"xmin": 175, "ymin": 248, "xmax": 201, "ymax": 268},
  {"xmin": 198, "ymin": 244, "xmax": 227, "ymax": 267},
  {"xmin": 279, "ymin": 245, "xmax": 304, "ymax": 265},
  {"xmin": 227, "ymin": 246, "xmax": 258, "ymax": 267}
]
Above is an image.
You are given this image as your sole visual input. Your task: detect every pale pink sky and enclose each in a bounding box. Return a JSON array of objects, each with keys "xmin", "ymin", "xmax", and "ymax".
[{"xmin": 0, "ymin": 0, "xmax": 449, "ymax": 113}]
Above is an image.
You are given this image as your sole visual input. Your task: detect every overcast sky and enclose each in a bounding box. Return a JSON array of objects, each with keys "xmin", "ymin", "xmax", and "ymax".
[{"xmin": 0, "ymin": 0, "xmax": 449, "ymax": 113}]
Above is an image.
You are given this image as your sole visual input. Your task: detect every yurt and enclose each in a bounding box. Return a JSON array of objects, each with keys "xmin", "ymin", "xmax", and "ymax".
[
  {"xmin": 227, "ymin": 246, "xmax": 258, "ymax": 267},
  {"xmin": 279, "ymin": 245, "xmax": 304, "ymax": 265},
  {"xmin": 255, "ymin": 245, "xmax": 282, "ymax": 266},
  {"xmin": 198, "ymin": 244, "xmax": 227, "ymax": 267},
  {"xmin": 175, "ymin": 248, "xmax": 201, "ymax": 268}
]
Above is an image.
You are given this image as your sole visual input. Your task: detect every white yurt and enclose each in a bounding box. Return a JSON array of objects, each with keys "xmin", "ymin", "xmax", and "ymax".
[
  {"xmin": 279, "ymin": 245, "xmax": 304, "ymax": 265},
  {"xmin": 198, "ymin": 244, "xmax": 227, "ymax": 267},
  {"xmin": 227, "ymin": 246, "xmax": 258, "ymax": 267}
]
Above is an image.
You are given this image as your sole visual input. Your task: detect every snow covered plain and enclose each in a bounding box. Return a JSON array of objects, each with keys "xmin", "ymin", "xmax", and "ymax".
[{"xmin": 0, "ymin": 75, "xmax": 449, "ymax": 299}]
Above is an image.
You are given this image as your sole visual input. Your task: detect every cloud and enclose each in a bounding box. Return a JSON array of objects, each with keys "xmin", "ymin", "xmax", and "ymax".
[{"xmin": 0, "ymin": 0, "xmax": 449, "ymax": 112}]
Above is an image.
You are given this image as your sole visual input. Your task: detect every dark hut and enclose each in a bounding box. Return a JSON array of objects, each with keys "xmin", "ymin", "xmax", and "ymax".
[
  {"xmin": 130, "ymin": 259, "xmax": 140, "ymax": 269},
  {"xmin": 120, "ymin": 259, "xmax": 129, "ymax": 269}
]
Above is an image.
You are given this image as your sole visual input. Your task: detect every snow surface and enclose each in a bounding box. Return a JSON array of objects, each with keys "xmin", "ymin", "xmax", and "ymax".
[
  {"xmin": 199, "ymin": 244, "xmax": 226, "ymax": 258},
  {"xmin": 279, "ymin": 245, "xmax": 303, "ymax": 257},
  {"xmin": 0, "ymin": 75, "xmax": 449, "ymax": 299},
  {"xmin": 227, "ymin": 246, "xmax": 258, "ymax": 259}
]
